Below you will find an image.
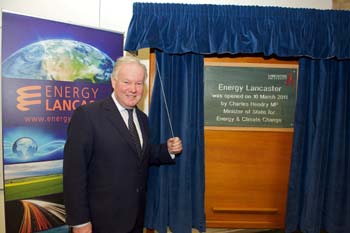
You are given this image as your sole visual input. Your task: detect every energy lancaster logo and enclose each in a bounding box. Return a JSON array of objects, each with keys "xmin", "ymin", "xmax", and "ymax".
[
  {"xmin": 16, "ymin": 86, "xmax": 42, "ymax": 111},
  {"xmin": 14, "ymin": 83, "xmax": 100, "ymax": 112}
]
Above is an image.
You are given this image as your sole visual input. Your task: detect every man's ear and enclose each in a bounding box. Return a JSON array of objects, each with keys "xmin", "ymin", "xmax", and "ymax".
[{"xmin": 111, "ymin": 77, "xmax": 116, "ymax": 86}]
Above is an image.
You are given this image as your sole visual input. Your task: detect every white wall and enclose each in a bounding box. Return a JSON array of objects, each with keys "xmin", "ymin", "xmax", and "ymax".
[
  {"xmin": 0, "ymin": 0, "xmax": 334, "ymax": 34},
  {"xmin": 0, "ymin": 0, "xmax": 332, "ymax": 232}
]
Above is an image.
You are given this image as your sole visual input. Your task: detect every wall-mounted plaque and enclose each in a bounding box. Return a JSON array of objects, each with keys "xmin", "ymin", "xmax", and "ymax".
[{"xmin": 204, "ymin": 62, "xmax": 298, "ymax": 131}]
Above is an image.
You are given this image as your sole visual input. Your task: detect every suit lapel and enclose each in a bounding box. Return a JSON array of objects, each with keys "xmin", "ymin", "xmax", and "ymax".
[{"xmin": 102, "ymin": 97, "xmax": 141, "ymax": 158}]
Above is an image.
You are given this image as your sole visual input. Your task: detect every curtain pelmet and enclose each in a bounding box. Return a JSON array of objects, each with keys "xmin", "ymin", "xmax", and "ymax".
[{"xmin": 125, "ymin": 3, "xmax": 350, "ymax": 59}]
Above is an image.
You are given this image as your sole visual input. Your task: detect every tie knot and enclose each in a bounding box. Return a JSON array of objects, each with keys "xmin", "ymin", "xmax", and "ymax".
[{"xmin": 127, "ymin": 109, "xmax": 134, "ymax": 117}]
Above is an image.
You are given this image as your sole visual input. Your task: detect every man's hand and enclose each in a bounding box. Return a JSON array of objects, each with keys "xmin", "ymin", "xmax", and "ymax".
[
  {"xmin": 72, "ymin": 223, "xmax": 92, "ymax": 233},
  {"xmin": 167, "ymin": 137, "xmax": 183, "ymax": 154}
]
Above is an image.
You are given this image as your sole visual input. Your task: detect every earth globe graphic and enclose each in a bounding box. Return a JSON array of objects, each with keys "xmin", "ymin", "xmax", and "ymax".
[
  {"xmin": 2, "ymin": 39, "xmax": 114, "ymax": 83},
  {"xmin": 12, "ymin": 137, "xmax": 38, "ymax": 159}
]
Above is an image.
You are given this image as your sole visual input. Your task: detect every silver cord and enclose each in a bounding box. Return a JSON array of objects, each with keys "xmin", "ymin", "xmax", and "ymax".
[{"xmin": 155, "ymin": 58, "xmax": 175, "ymax": 138}]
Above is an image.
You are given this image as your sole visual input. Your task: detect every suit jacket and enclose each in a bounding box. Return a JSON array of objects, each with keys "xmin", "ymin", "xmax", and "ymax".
[{"xmin": 63, "ymin": 96, "xmax": 174, "ymax": 232}]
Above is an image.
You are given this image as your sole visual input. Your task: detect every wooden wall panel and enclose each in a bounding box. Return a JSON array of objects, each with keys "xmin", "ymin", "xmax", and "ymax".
[
  {"xmin": 204, "ymin": 55, "xmax": 296, "ymax": 228},
  {"xmin": 205, "ymin": 130, "xmax": 293, "ymax": 228}
]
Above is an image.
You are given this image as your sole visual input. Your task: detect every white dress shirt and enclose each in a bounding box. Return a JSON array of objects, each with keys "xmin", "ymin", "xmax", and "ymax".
[{"xmin": 111, "ymin": 94, "xmax": 143, "ymax": 147}]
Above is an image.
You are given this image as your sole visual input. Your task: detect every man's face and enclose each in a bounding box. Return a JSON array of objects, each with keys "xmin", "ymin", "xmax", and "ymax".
[{"xmin": 111, "ymin": 63, "xmax": 145, "ymax": 109}]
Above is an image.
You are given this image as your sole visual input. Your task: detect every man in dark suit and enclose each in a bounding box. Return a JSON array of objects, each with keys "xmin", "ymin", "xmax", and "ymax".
[{"xmin": 63, "ymin": 56, "xmax": 183, "ymax": 233}]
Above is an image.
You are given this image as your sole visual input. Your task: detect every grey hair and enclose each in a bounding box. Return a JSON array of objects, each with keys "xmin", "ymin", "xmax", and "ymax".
[{"xmin": 111, "ymin": 56, "xmax": 147, "ymax": 81}]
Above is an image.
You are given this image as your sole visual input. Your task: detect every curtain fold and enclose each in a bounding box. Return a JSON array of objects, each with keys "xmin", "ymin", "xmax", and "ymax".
[
  {"xmin": 125, "ymin": 3, "xmax": 350, "ymax": 58},
  {"xmin": 146, "ymin": 51, "xmax": 205, "ymax": 233},
  {"xmin": 286, "ymin": 58, "xmax": 350, "ymax": 233}
]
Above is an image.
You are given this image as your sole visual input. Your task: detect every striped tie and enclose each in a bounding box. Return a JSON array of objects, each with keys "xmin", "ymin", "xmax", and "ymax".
[{"xmin": 127, "ymin": 109, "xmax": 141, "ymax": 156}]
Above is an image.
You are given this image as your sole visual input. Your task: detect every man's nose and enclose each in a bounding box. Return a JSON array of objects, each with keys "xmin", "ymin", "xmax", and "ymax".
[{"xmin": 130, "ymin": 83, "xmax": 137, "ymax": 92}]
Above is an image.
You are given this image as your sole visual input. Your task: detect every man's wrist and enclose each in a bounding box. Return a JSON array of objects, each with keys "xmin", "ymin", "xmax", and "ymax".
[{"xmin": 169, "ymin": 153, "xmax": 175, "ymax": 159}]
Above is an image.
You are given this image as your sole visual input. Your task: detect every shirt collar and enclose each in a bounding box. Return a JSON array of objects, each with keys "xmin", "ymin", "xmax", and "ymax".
[{"xmin": 111, "ymin": 93, "xmax": 134, "ymax": 113}]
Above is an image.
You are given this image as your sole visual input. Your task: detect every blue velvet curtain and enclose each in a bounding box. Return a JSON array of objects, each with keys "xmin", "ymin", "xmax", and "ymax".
[
  {"xmin": 286, "ymin": 58, "xmax": 350, "ymax": 233},
  {"xmin": 125, "ymin": 3, "xmax": 350, "ymax": 233},
  {"xmin": 125, "ymin": 3, "xmax": 350, "ymax": 58},
  {"xmin": 146, "ymin": 51, "xmax": 205, "ymax": 233}
]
